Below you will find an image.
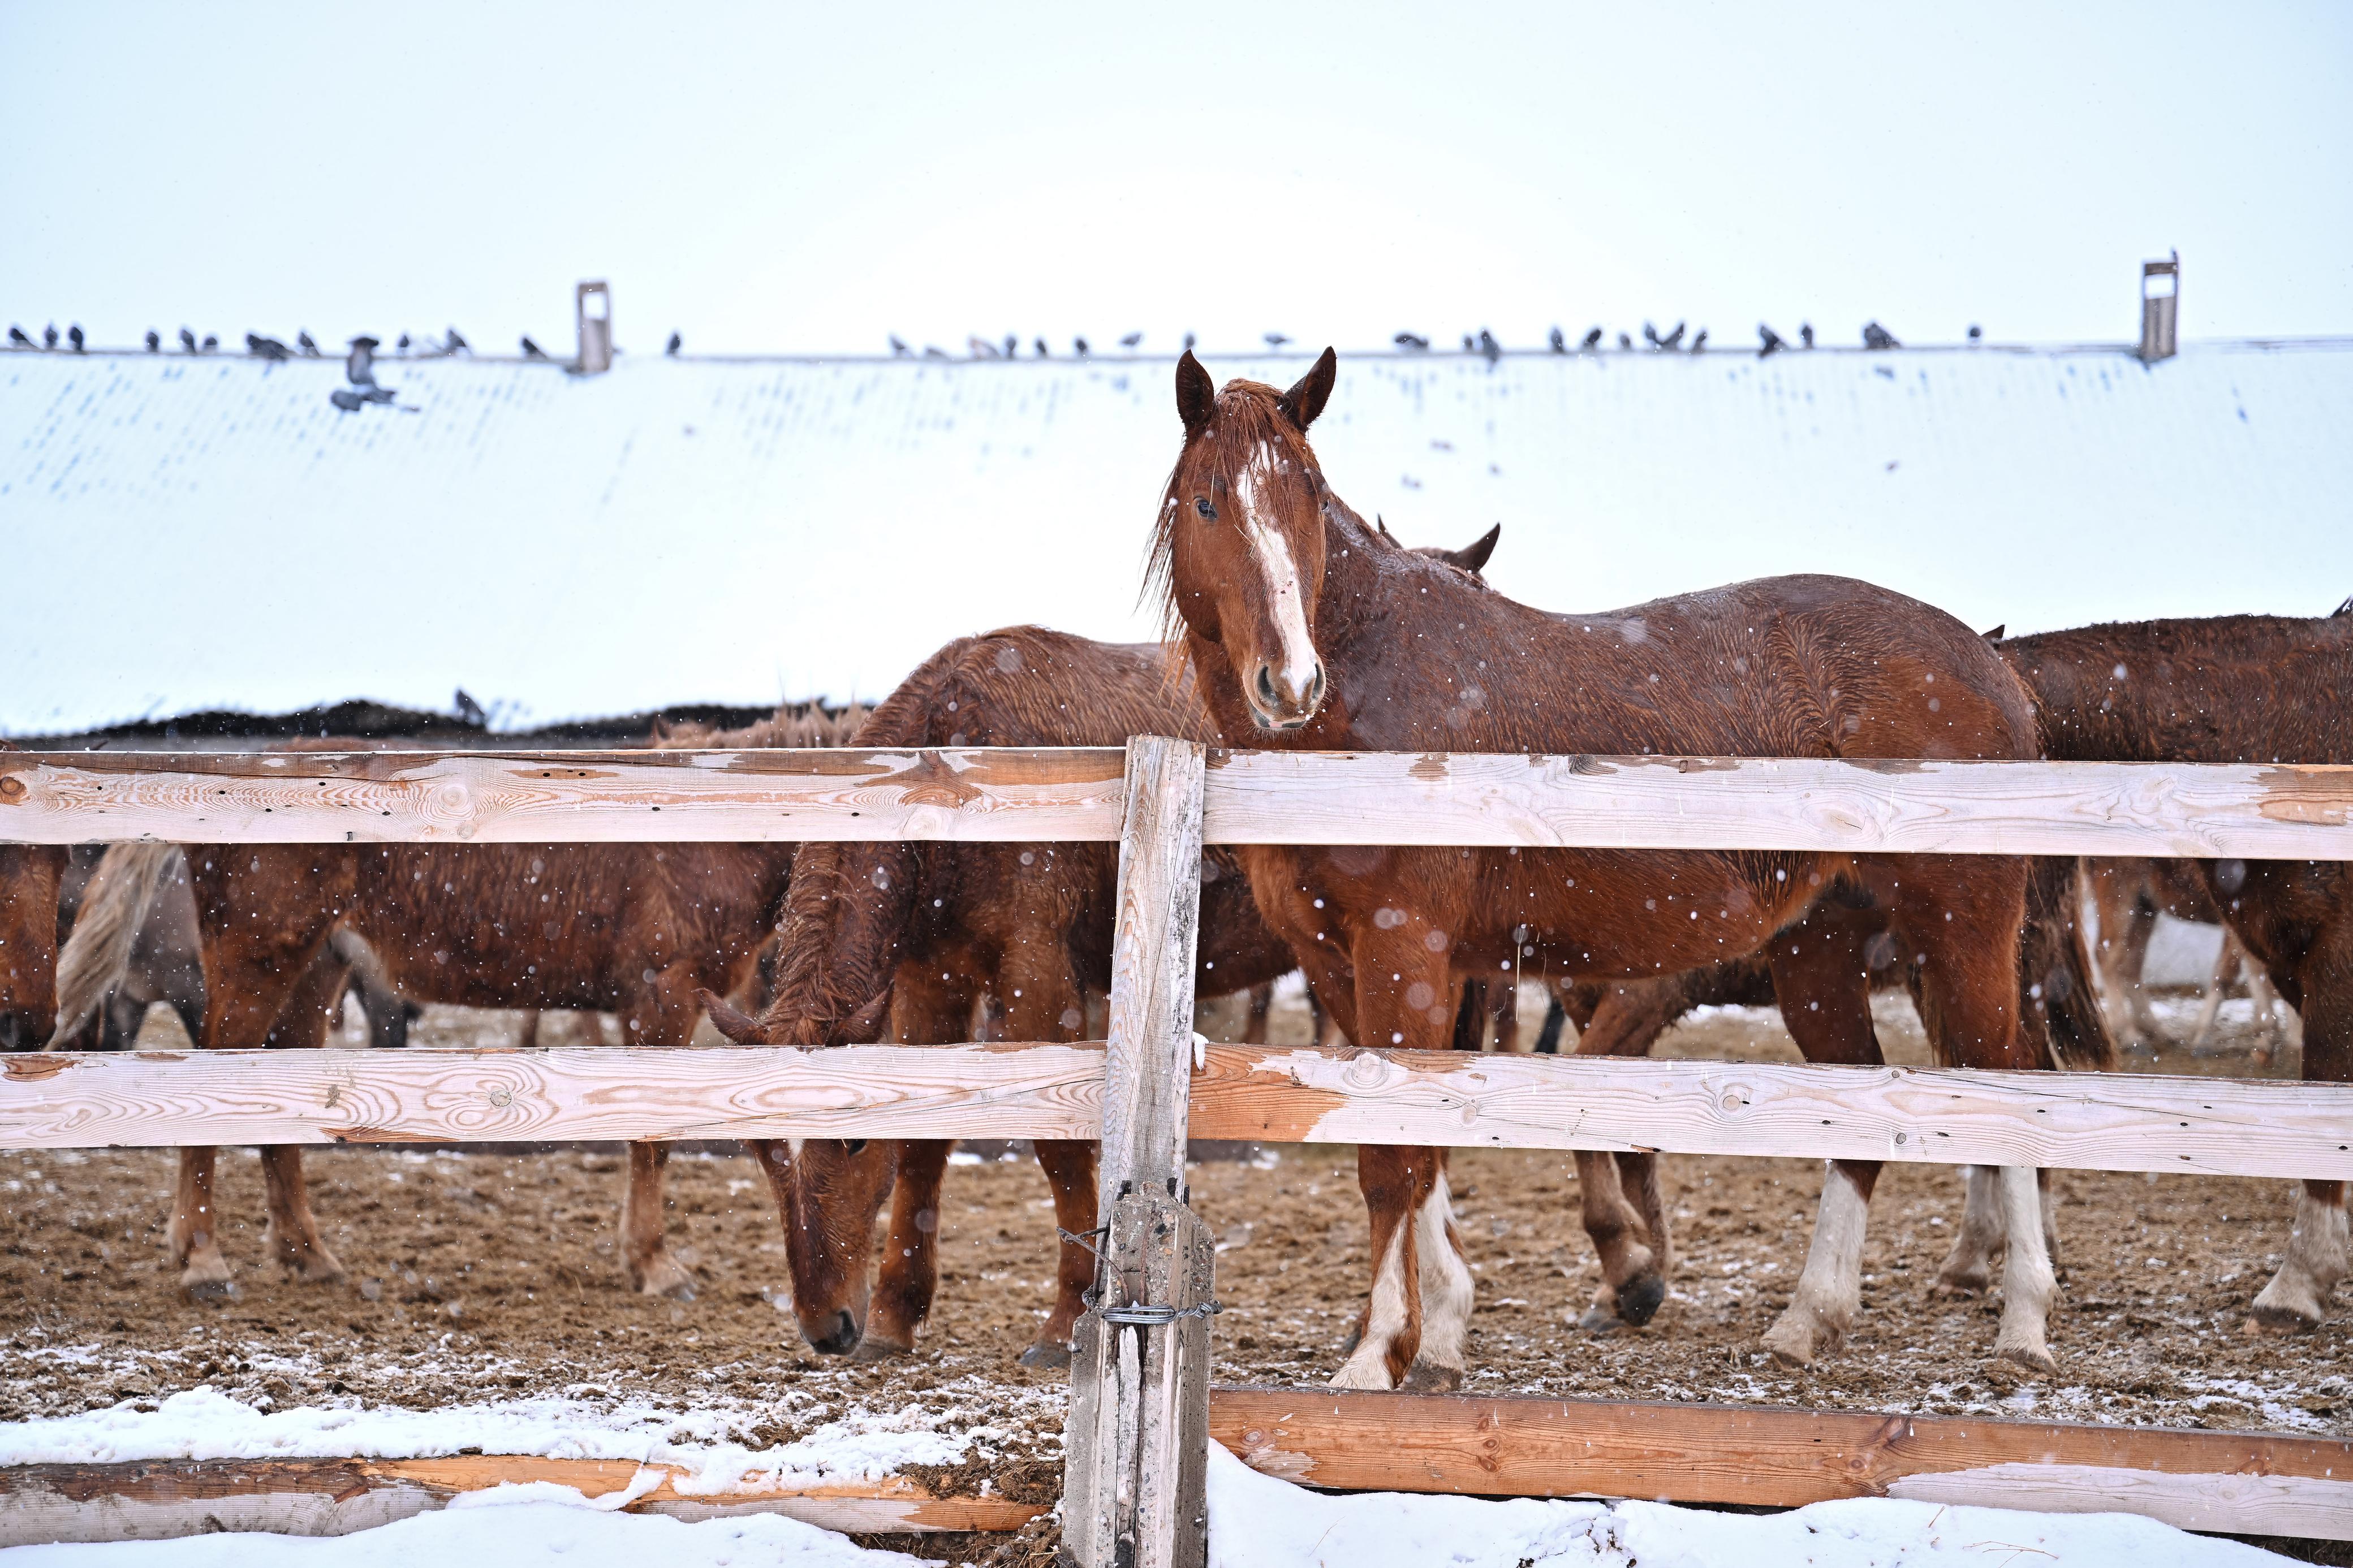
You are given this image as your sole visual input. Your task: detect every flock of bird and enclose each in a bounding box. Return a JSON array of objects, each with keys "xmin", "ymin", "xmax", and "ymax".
[{"xmin": 1, "ymin": 323, "xmax": 697, "ymax": 362}]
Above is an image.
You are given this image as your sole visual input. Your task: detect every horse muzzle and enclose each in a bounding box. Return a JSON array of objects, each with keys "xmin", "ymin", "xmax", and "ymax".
[{"xmin": 1249, "ymin": 659, "xmax": 1327, "ymax": 731}]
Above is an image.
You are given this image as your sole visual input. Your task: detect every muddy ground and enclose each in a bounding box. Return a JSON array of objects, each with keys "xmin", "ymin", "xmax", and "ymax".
[{"xmin": 2, "ymin": 988, "xmax": 2343, "ymax": 1563}]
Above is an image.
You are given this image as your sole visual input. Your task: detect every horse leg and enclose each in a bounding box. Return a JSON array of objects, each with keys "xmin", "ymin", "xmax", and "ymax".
[
  {"xmin": 998, "ymin": 937, "xmax": 1098, "ymax": 1368},
  {"xmin": 1490, "ymin": 980, "xmax": 1523, "ymax": 1053},
  {"xmin": 1936, "ymin": 1165, "xmax": 2007, "ymax": 1295},
  {"xmin": 1759, "ymin": 902, "xmax": 1887, "ymax": 1367},
  {"xmin": 1570, "ymin": 978, "xmax": 1691, "ymax": 1331},
  {"xmin": 260, "ymin": 1148, "xmax": 342, "ymax": 1282},
  {"xmin": 2253, "ymin": 919, "xmax": 2353, "ymax": 1329},
  {"xmin": 1332, "ymin": 1144, "xmax": 1435, "ymax": 1390},
  {"xmin": 170, "ymin": 1148, "xmax": 234, "ymax": 1301},
  {"xmin": 614, "ymin": 964, "xmax": 714, "ymax": 1298},
  {"xmin": 856, "ymin": 1139, "xmax": 950, "ymax": 1360},
  {"xmin": 1401, "ymin": 1153, "xmax": 1473, "ymax": 1391},
  {"xmin": 1242, "ymin": 983, "xmax": 1275, "ymax": 1046},
  {"xmin": 2188, "ymin": 928, "xmax": 2243, "ymax": 1053}
]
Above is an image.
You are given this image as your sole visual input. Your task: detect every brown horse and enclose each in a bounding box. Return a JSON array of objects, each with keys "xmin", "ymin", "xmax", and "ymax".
[
  {"xmin": 58, "ymin": 704, "xmax": 855, "ymax": 1301},
  {"xmin": 0, "ymin": 843, "xmax": 67, "ymax": 1050},
  {"xmin": 2000, "ymin": 606, "xmax": 2353, "ymax": 1330},
  {"xmin": 707, "ymin": 605, "xmax": 1471, "ymax": 1366},
  {"xmin": 1153, "ymin": 348, "xmax": 2063, "ymax": 1385},
  {"xmin": 2086, "ymin": 857, "xmax": 2286, "ymax": 1055}
]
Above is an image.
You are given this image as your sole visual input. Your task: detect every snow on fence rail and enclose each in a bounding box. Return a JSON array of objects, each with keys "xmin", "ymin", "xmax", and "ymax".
[{"xmin": 6, "ymin": 738, "xmax": 2353, "ymax": 1563}]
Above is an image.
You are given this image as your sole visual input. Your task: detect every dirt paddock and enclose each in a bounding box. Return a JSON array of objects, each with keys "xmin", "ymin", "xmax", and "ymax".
[{"xmin": 3, "ymin": 988, "xmax": 2347, "ymax": 1559}]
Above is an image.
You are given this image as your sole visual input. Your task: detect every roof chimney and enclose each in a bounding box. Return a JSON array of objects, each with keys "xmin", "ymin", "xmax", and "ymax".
[
  {"xmin": 2139, "ymin": 252, "xmax": 2178, "ymax": 363},
  {"xmin": 576, "ymin": 281, "xmax": 612, "ymax": 375}
]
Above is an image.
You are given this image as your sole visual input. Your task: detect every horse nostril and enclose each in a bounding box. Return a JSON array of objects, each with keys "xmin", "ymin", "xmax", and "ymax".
[
  {"xmin": 808, "ymin": 1308, "xmax": 861, "ymax": 1354},
  {"xmin": 1307, "ymin": 663, "xmax": 1327, "ymax": 708},
  {"xmin": 1255, "ymin": 664, "xmax": 1281, "ymax": 709}
]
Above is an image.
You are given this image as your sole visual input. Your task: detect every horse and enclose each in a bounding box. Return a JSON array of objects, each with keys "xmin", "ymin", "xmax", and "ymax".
[
  {"xmin": 1151, "ymin": 347, "xmax": 2067, "ymax": 1386},
  {"xmin": 55, "ymin": 702, "xmax": 859, "ymax": 1301},
  {"xmin": 0, "ymin": 843, "xmax": 66, "ymax": 1050},
  {"xmin": 1998, "ymin": 605, "xmax": 2352, "ymax": 1330},
  {"xmin": 704, "ymin": 535, "xmax": 1504, "ymax": 1368},
  {"xmin": 2085, "ymin": 857, "xmax": 2287, "ymax": 1056}
]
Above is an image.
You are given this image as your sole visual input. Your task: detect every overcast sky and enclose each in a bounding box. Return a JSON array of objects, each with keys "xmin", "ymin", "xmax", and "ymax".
[{"xmin": 4, "ymin": 2, "xmax": 2349, "ymax": 359}]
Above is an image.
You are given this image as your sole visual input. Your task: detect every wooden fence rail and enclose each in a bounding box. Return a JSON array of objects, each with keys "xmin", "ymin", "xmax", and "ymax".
[{"xmin": 12, "ymin": 1043, "xmax": 2353, "ymax": 1181}]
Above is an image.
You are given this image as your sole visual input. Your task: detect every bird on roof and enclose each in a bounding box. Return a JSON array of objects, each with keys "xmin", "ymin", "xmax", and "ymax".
[
  {"xmin": 666, "ymin": 331, "xmax": 682, "ymax": 356},
  {"xmin": 1657, "ymin": 321, "xmax": 1685, "ymax": 349},
  {"xmin": 1034, "ymin": 338, "xmax": 1050, "ymax": 357},
  {"xmin": 179, "ymin": 327, "xmax": 197, "ymax": 353},
  {"xmin": 1462, "ymin": 333, "xmax": 1476, "ymax": 351},
  {"xmin": 7, "ymin": 325, "xmax": 30, "ymax": 348},
  {"xmin": 1182, "ymin": 332, "xmax": 1196, "ymax": 351},
  {"xmin": 1580, "ymin": 327, "xmax": 1602, "ymax": 351},
  {"xmin": 1757, "ymin": 323, "xmax": 1787, "ymax": 357},
  {"xmin": 1617, "ymin": 332, "xmax": 1632, "ymax": 350},
  {"xmin": 1862, "ymin": 321, "xmax": 1901, "ymax": 350},
  {"xmin": 1074, "ymin": 336, "xmax": 1089, "ymax": 356},
  {"xmin": 1119, "ymin": 331, "xmax": 1143, "ymax": 349},
  {"xmin": 1641, "ymin": 323, "xmax": 1660, "ymax": 348},
  {"xmin": 1477, "ymin": 329, "xmax": 1502, "ymax": 363},
  {"xmin": 1005, "ymin": 334, "xmax": 1018, "ymax": 357},
  {"xmin": 1395, "ymin": 331, "xmax": 1429, "ymax": 351},
  {"xmin": 1689, "ymin": 329, "xmax": 1707, "ymax": 353},
  {"xmin": 200, "ymin": 334, "xmax": 218, "ymax": 352},
  {"xmin": 521, "ymin": 335, "xmax": 548, "ymax": 360},
  {"xmin": 1264, "ymin": 332, "xmax": 1290, "ymax": 349},
  {"xmin": 44, "ymin": 323, "xmax": 58, "ymax": 349},
  {"xmin": 454, "ymin": 689, "xmax": 489, "ymax": 728},
  {"xmin": 329, "ymin": 388, "xmax": 366, "ymax": 412},
  {"xmin": 68, "ymin": 324, "xmax": 85, "ymax": 353},
  {"xmin": 298, "ymin": 331, "xmax": 320, "ymax": 356},
  {"xmin": 246, "ymin": 333, "xmax": 291, "ymax": 361},
  {"xmin": 1799, "ymin": 322, "xmax": 1815, "ymax": 348},
  {"xmin": 346, "ymin": 336, "xmax": 380, "ymax": 386},
  {"xmin": 145, "ymin": 329, "xmax": 161, "ymax": 353},
  {"xmin": 889, "ymin": 334, "xmax": 911, "ymax": 356},
  {"xmin": 1967, "ymin": 324, "xmax": 1983, "ymax": 342},
  {"xmin": 444, "ymin": 327, "xmax": 468, "ymax": 355},
  {"xmin": 396, "ymin": 332, "xmax": 411, "ymax": 355},
  {"xmin": 923, "ymin": 345, "xmax": 948, "ymax": 359},
  {"xmin": 1548, "ymin": 326, "xmax": 1566, "ymax": 353},
  {"xmin": 967, "ymin": 335, "xmax": 1002, "ymax": 358}
]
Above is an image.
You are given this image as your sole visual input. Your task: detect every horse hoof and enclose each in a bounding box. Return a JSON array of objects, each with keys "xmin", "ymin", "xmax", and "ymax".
[
  {"xmin": 1933, "ymin": 1268, "xmax": 1990, "ymax": 1298},
  {"xmin": 1761, "ymin": 1311, "xmax": 1833, "ymax": 1368},
  {"xmin": 1576, "ymin": 1305, "xmax": 1627, "ymax": 1335},
  {"xmin": 1615, "ymin": 1271, "xmax": 1667, "ymax": 1328},
  {"xmin": 1400, "ymin": 1361, "xmax": 1463, "ymax": 1393},
  {"xmin": 1018, "ymin": 1341, "xmax": 1073, "ymax": 1371},
  {"xmin": 852, "ymin": 1336, "xmax": 915, "ymax": 1363},
  {"xmin": 1992, "ymin": 1342, "xmax": 2057, "ymax": 1375},
  {"xmin": 2248, "ymin": 1303, "xmax": 2322, "ymax": 1334},
  {"xmin": 637, "ymin": 1268, "xmax": 697, "ymax": 1302},
  {"xmin": 182, "ymin": 1276, "xmax": 238, "ymax": 1304}
]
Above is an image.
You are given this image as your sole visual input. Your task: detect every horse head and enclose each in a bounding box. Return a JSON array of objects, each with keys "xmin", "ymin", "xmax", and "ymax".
[{"xmin": 1158, "ymin": 348, "xmax": 1338, "ymax": 732}]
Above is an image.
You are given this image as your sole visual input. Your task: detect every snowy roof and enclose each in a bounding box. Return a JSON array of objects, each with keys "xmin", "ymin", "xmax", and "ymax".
[{"xmin": 5, "ymin": 339, "xmax": 2349, "ymax": 735}]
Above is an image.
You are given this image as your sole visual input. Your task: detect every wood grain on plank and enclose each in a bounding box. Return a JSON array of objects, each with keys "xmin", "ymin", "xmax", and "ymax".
[
  {"xmin": 0, "ymin": 748, "xmax": 1127, "ymax": 845},
  {"xmin": 0, "ymin": 1455, "xmax": 1041, "ymax": 1545},
  {"xmin": 1201, "ymin": 750, "xmax": 2353, "ymax": 857},
  {"xmin": 10, "ymin": 1044, "xmax": 2347, "ymax": 1178},
  {"xmin": 1206, "ymin": 1387, "xmax": 2353, "ymax": 1539}
]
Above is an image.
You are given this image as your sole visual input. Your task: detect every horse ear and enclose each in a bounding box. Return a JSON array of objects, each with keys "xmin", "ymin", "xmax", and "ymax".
[
  {"xmin": 840, "ymin": 982, "xmax": 896, "ymax": 1044},
  {"xmin": 1175, "ymin": 351, "xmax": 1216, "ymax": 434},
  {"xmin": 1277, "ymin": 347, "xmax": 1337, "ymax": 430},
  {"xmin": 699, "ymin": 988, "xmax": 769, "ymax": 1044},
  {"xmin": 1980, "ymin": 624, "xmax": 2006, "ymax": 642},
  {"xmin": 1445, "ymin": 523, "xmax": 1501, "ymax": 575}
]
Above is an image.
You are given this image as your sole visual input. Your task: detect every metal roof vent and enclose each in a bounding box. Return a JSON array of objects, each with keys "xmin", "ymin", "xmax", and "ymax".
[
  {"xmin": 576, "ymin": 281, "xmax": 612, "ymax": 375},
  {"xmin": 2139, "ymin": 252, "xmax": 2178, "ymax": 363}
]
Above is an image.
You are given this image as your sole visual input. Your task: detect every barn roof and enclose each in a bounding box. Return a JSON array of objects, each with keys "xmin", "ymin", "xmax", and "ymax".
[{"xmin": 5, "ymin": 339, "xmax": 2349, "ymax": 736}]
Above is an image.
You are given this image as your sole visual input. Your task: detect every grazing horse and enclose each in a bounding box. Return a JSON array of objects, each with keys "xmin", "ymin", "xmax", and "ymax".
[
  {"xmin": 55, "ymin": 704, "xmax": 854, "ymax": 1301},
  {"xmin": 1153, "ymin": 348, "xmax": 2063, "ymax": 1385},
  {"xmin": 1999, "ymin": 607, "xmax": 2352, "ymax": 1330},
  {"xmin": 0, "ymin": 843, "xmax": 66, "ymax": 1050}
]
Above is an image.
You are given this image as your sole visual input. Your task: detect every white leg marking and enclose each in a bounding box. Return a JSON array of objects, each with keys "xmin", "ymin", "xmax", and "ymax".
[
  {"xmin": 1937, "ymin": 1163, "xmax": 2007, "ymax": 1293},
  {"xmin": 1333, "ymin": 1215, "xmax": 1412, "ymax": 1390},
  {"xmin": 1761, "ymin": 1161, "xmax": 1869, "ymax": 1366},
  {"xmin": 1412, "ymin": 1169, "xmax": 1474, "ymax": 1376},
  {"xmin": 1991, "ymin": 1166, "xmax": 2058, "ymax": 1370}
]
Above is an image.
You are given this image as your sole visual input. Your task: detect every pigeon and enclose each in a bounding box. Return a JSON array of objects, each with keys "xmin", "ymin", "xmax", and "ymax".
[
  {"xmin": 1462, "ymin": 333, "xmax": 1476, "ymax": 351},
  {"xmin": 201, "ymin": 334, "xmax": 218, "ymax": 352},
  {"xmin": 1033, "ymin": 338, "xmax": 1050, "ymax": 357},
  {"xmin": 1758, "ymin": 323, "xmax": 1787, "ymax": 357},
  {"xmin": 967, "ymin": 335, "xmax": 1002, "ymax": 358},
  {"xmin": 1617, "ymin": 332, "xmax": 1632, "ymax": 350},
  {"xmin": 1862, "ymin": 321, "xmax": 1901, "ymax": 350},
  {"xmin": 329, "ymin": 388, "xmax": 366, "ymax": 412},
  {"xmin": 889, "ymin": 335, "xmax": 911, "ymax": 356},
  {"xmin": 1580, "ymin": 327, "xmax": 1602, "ymax": 351},
  {"xmin": 521, "ymin": 335, "xmax": 548, "ymax": 359},
  {"xmin": 1476, "ymin": 328, "xmax": 1502, "ymax": 363},
  {"xmin": 298, "ymin": 331, "xmax": 320, "ymax": 356},
  {"xmin": 145, "ymin": 329, "xmax": 161, "ymax": 353},
  {"xmin": 1182, "ymin": 332, "xmax": 1196, "ymax": 351},
  {"xmin": 1689, "ymin": 329, "xmax": 1707, "ymax": 353},
  {"xmin": 1642, "ymin": 322, "xmax": 1660, "ymax": 348},
  {"xmin": 454, "ymin": 689, "xmax": 489, "ymax": 728},
  {"xmin": 179, "ymin": 327, "xmax": 197, "ymax": 353},
  {"xmin": 44, "ymin": 323, "xmax": 58, "ymax": 349},
  {"xmin": 1005, "ymin": 335, "xmax": 1018, "ymax": 357},
  {"xmin": 444, "ymin": 327, "xmax": 468, "ymax": 355},
  {"xmin": 1394, "ymin": 331, "xmax": 1430, "ymax": 351},
  {"xmin": 1968, "ymin": 324, "xmax": 1983, "ymax": 342},
  {"xmin": 396, "ymin": 333, "xmax": 411, "ymax": 355},
  {"xmin": 1119, "ymin": 331, "xmax": 1143, "ymax": 349},
  {"xmin": 1074, "ymin": 336, "xmax": 1089, "ymax": 356},
  {"xmin": 923, "ymin": 345, "xmax": 949, "ymax": 359},
  {"xmin": 68, "ymin": 324, "xmax": 85, "ymax": 353},
  {"xmin": 346, "ymin": 336, "xmax": 380, "ymax": 386},
  {"xmin": 1548, "ymin": 326, "xmax": 1566, "ymax": 353},
  {"xmin": 666, "ymin": 331, "xmax": 682, "ymax": 356},
  {"xmin": 1264, "ymin": 331, "xmax": 1290, "ymax": 348},
  {"xmin": 1799, "ymin": 322, "xmax": 1815, "ymax": 349},
  {"xmin": 245, "ymin": 333, "xmax": 291, "ymax": 361},
  {"xmin": 1658, "ymin": 321, "xmax": 1685, "ymax": 349},
  {"xmin": 7, "ymin": 325, "xmax": 31, "ymax": 348}
]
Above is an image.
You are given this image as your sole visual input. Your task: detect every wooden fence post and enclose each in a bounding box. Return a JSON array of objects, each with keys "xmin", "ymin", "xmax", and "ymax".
[{"xmin": 1063, "ymin": 736, "xmax": 1213, "ymax": 1568}]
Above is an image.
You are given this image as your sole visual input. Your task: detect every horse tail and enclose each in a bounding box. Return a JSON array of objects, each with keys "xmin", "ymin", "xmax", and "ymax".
[
  {"xmin": 53, "ymin": 842, "xmax": 182, "ymax": 1045},
  {"xmin": 2020, "ymin": 855, "xmax": 2117, "ymax": 1073}
]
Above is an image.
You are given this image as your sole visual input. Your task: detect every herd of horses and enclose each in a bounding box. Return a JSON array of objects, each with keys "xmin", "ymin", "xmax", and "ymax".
[{"xmin": 2, "ymin": 349, "xmax": 2348, "ymax": 1396}]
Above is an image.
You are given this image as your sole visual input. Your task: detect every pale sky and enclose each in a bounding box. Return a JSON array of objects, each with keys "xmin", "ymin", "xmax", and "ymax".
[{"xmin": 4, "ymin": 2, "xmax": 2349, "ymax": 359}]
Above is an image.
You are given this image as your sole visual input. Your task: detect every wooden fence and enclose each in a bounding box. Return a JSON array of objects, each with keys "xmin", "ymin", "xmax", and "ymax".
[{"xmin": 5, "ymin": 742, "xmax": 2353, "ymax": 1563}]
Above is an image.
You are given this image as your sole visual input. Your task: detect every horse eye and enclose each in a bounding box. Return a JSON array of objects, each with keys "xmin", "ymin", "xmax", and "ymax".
[
  {"xmin": 842, "ymin": 1139, "xmax": 869, "ymax": 1156},
  {"xmin": 1194, "ymin": 496, "xmax": 1217, "ymax": 520}
]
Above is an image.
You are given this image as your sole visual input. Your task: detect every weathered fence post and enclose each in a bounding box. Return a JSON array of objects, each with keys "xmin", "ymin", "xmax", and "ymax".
[{"xmin": 1063, "ymin": 736, "xmax": 1213, "ymax": 1568}]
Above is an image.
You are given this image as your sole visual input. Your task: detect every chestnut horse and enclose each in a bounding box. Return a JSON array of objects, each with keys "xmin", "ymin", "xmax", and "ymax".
[
  {"xmin": 0, "ymin": 843, "xmax": 66, "ymax": 1050},
  {"xmin": 1154, "ymin": 348, "xmax": 2062, "ymax": 1385},
  {"xmin": 705, "ymin": 542, "xmax": 1505, "ymax": 1368},
  {"xmin": 2000, "ymin": 606, "xmax": 2352, "ymax": 1330}
]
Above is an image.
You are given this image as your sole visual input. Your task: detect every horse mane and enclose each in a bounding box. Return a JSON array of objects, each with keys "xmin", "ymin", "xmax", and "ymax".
[
  {"xmin": 650, "ymin": 700, "xmax": 870, "ymax": 751},
  {"xmin": 1145, "ymin": 378, "xmax": 1322, "ymax": 643}
]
